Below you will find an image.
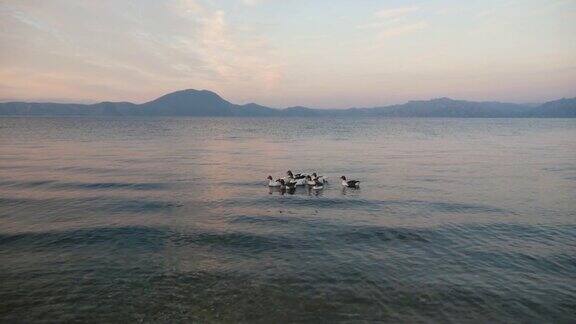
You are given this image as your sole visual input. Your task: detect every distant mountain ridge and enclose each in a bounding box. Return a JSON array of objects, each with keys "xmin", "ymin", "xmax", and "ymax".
[{"xmin": 0, "ymin": 89, "xmax": 574, "ymax": 118}]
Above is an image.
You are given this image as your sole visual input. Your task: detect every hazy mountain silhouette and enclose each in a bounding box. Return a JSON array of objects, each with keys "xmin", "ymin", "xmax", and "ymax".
[
  {"xmin": 369, "ymin": 97, "xmax": 534, "ymax": 117},
  {"xmin": 233, "ymin": 103, "xmax": 279, "ymax": 117},
  {"xmin": 526, "ymin": 98, "xmax": 576, "ymax": 117},
  {"xmin": 139, "ymin": 89, "xmax": 234, "ymax": 116},
  {"xmin": 0, "ymin": 89, "xmax": 574, "ymax": 118}
]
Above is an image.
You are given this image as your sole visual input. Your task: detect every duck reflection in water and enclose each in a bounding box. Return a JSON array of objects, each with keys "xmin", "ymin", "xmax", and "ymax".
[
  {"xmin": 268, "ymin": 186, "xmax": 296, "ymax": 195},
  {"xmin": 307, "ymin": 186, "xmax": 324, "ymax": 197}
]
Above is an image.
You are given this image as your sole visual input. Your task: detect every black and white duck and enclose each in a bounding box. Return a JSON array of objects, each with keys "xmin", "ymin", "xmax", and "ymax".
[
  {"xmin": 286, "ymin": 170, "xmax": 307, "ymax": 186},
  {"xmin": 278, "ymin": 179, "xmax": 296, "ymax": 190},
  {"xmin": 305, "ymin": 175, "xmax": 316, "ymax": 186},
  {"xmin": 311, "ymin": 172, "xmax": 327, "ymax": 184},
  {"xmin": 340, "ymin": 176, "xmax": 360, "ymax": 188},
  {"xmin": 267, "ymin": 175, "xmax": 282, "ymax": 187},
  {"xmin": 311, "ymin": 179, "xmax": 324, "ymax": 190}
]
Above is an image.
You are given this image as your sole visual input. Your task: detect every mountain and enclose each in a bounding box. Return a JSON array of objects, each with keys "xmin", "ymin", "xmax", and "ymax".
[
  {"xmin": 139, "ymin": 89, "xmax": 234, "ymax": 116},
  {"xmin": 282, "ymin": 106, "xmax": 324, "ymax": 117},
  {"xmin": 233, "ymin": 103, "xmax": 280, "ymax": 117},
  {"xmin": 0, "ymin": 101, "xmax": 137, "ymax": 116},
  {"xmin": 371, "ymin": 98, "xmax": 533, "ymax": 118},
  {"xmin": 0, "ymin": 89, "xmax": 574, "ymax": 118},
  {"xmin": 526, "ymin": 98, "xmax": 576, "ymax": 118}
]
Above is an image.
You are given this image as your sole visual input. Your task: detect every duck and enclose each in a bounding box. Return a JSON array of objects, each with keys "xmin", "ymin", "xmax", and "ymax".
[
  {"xmin": 286, "ymin": 170, "xmax": 307, "ymax": 186},
  {"xmin": 295, "ymin": 177, "xmax": 307, "ymax": 186},
  {"xmin": 311, "ymin": 179, "xmax": 324, "ymax": 190},
  {"xmin": 278, "ymin": 179, "xmax": 296, "ymax": 190},
  {"xmin": 305, "ymin": 175, "xmax": 316, "ymax": 186},
  {"xmin": 267, "ymin": 175, "xmax": 282, "ymax": 187},
  {"xmin": 287, "ymin": 170, "xmax": 307, "ymax": 179},
  {"xmin": 311, "ymin": 172, "xmax": 327, "ymax": 184},
  {"xmin": 340, "ymin": 176, "xmax": 360, "ymax": 188}
]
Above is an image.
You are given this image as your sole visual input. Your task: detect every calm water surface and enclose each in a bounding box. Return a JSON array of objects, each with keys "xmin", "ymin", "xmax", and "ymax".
[{"xmin": 0, "ymin": 117, "xmax": 575, "ymax": 322}]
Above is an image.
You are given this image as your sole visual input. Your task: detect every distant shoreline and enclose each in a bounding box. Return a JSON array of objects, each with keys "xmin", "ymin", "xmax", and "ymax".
[
  {"xmin": 1, "ymin": 89, "xmax": 574, "ymax": 118},
  {"xmin": 1, "ymin": 115, "xmax": 570, "ymax": 118}
]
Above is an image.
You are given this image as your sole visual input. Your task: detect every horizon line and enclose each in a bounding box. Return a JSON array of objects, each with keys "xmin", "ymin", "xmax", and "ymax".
[{"xmin": 1, "ymin": 88, "xmax": 573, "ymax": 110}]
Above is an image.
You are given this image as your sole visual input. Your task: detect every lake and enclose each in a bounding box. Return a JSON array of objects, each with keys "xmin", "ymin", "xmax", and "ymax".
[{"xmin": 0, "ymin": 117, "xmax": 575, "ymax": 322}]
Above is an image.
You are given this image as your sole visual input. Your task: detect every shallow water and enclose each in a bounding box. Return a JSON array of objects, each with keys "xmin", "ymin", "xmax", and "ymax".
[{"xmin": 0, "ymin": 117, "xmax": 575, "ymax": 322}]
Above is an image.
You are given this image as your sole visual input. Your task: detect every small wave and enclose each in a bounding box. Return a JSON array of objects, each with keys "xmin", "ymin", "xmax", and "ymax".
[
  {"xmin": 0, "ymin": 180, "xmax": 167, "ymax": 191},
  {"xmin": 219, "ymin": 180, "xmax": 266, "ymax": 187},
  {"xmin": 54, "ymin": 166, "xmax": 127, "ymax": 174},
  {"xmin": 229, "ymin": 215, "xmax": 299, "ymax": 225},
  {"xmin": 54, "ymin": 181, "xmax": 167, "ymax": 190},
  {"xmin": 214, "ymin": 196, "xmax": 509, "ymax": 214},
  {"xmin": 335, "ymin": 226, "xmax": 430, "ymax": 243},
  {"xmin": 443, "ymin": 223, "xmax": 576, "ymax": 241},
  {"xmin": 170, "ymin": 223, "xmax": 433, "ymax": 254},
  {"xmin": 215, "ymin": 197, "xmax": 385, "ymax": 210},
  {"xmin": 171, "ymin": 230, "xmax": 309, "ymax": 252},
  {"xmin": 0, "ymin": 226, "xmax": 167, "ymax": 250},
  {"xmin": 0, "ymin": 197, "xmax": 180, "ymax": 215},
  {"xmin": 401, "ymin": 200, "xmax": 508, "ymax": 214},
  {"xmin": 0, "ymin": 180, "xmax": 57, "ymax": 188}
]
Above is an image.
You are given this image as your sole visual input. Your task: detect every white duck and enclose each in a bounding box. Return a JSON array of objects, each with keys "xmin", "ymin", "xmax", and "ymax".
[
  {"xmin": 267, "ymin": 175, "xmax": 282, "ymax": 187},
  {"xmin": 340, "ymin": 176, "xmax": 360, "ymax": 188},
  {"xmin": 305, "ymin": 175, "xmax": 316, "ymax": 186}
]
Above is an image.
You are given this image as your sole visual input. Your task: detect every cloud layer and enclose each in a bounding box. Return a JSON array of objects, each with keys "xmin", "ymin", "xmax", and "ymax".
[{"xmin": 0, "ymin": 0, "xmax": 574, "ymax": 107}]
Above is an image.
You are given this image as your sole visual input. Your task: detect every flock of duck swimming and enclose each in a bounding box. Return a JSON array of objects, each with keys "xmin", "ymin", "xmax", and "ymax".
[{"xmin": 267, "ymin": 170, "xmax": 360, "ymax": 191}]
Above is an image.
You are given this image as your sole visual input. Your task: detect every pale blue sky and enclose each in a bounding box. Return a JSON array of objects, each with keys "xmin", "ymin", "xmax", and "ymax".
[{"xmin": 0, "ymin": 0, "xmax": 574, "ymax": 108}]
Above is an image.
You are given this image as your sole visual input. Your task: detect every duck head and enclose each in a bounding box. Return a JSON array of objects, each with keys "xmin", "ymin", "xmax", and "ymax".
[
  {"xmin": 340, "ymin": 176, "xmax": 346, "ymax": 180},
  {"xmin": 267, "ymin": 175, "xmax": 273, "ymax": 180}
]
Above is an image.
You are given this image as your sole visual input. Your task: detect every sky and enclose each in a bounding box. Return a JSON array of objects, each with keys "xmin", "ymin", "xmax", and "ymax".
[{"xmin": 0, "ymin": 0, "xmax": 575, "ymax": 108}]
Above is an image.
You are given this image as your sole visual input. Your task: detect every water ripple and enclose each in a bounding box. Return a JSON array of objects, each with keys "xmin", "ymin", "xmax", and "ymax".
[
  {"xmin": 0, "ymin": 180, "xmax": 167, "ymax": 191},
  {"xmin": 214, "ymin": 196, "xmax": 510, "ymax": 214},
  {"xmin": 0, "ymin": 197, "xmax": 180, "ymax": 215},
  {"xmin": 0, "ymin": 226, "xmax": 167, "ymax": 251}
]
